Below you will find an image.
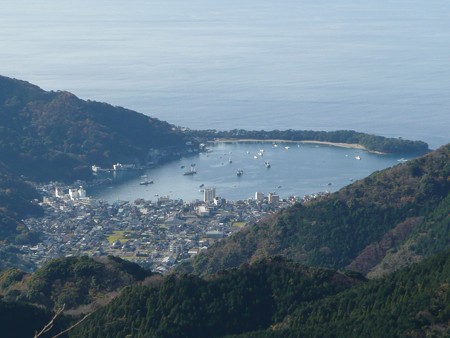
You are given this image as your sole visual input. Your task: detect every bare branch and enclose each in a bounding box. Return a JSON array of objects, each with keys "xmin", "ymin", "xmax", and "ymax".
[
  {"xmin": 34, "ymin": 304, "xmax": 65, "ymax": 338},
  {"xmin": 51, "ymin": 311, "xmax": 94, "ymax": 338}
]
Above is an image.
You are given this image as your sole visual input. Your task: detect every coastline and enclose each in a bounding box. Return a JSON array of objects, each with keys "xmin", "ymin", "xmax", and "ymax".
[{"xmin": 211, "ymin": 138, "xmax": 385, "ymax": 154}]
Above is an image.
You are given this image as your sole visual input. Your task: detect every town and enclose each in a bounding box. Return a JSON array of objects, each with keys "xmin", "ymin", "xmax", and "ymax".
[{"xmin": 20, "ymin": 183, "xmax": 328, "ymax": 273}]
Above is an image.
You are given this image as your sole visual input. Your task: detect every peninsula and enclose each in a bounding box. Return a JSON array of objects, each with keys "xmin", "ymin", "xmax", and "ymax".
[
  {"xmin": 188, "ymin": 129, "xmax": 430, "ymax": 155},
  {"xmin": 213, "ymin": 138, "xmax": 372, "ymax": 152}
]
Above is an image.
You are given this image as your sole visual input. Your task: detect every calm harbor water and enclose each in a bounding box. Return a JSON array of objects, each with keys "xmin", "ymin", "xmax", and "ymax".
[{"xmin": 90, "ymin": 142, "xmax": 409, "ymax": 203}]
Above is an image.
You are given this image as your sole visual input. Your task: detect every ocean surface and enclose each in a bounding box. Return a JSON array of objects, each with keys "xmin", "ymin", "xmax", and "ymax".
[{"xmin": 1, "ymin": 0, "xmax": 449, "ymax": 201}]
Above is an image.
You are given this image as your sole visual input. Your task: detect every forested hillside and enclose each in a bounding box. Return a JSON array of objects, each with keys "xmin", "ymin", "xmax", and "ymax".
[
  {"xmin": 188, "ymin": 129, "xmax": 430, "ymax": 154},
  {"xmin": 179, "ymin": 144, "xmax": 450, "ymax": 276},
  {"xmin": 2, "ymin": 249, "xmax": 448, "ymax": 337},
  {"xmin": 0, "ymin": 255, "xmax": 152, "ymax": 312},
  {"xmin": 0, "ymin": 75, "xmax": 194, "ymax": 181},
  {"xmin": 232, "ymin": 248, "xmax": 450, "ymax": 338},
  {"xmin": 0, "ymin": 162, "xmax": 42, "ymax": 256},
  {"xmin": 69, "ymin": 258, "xmax": 364, "ymax": 338}
]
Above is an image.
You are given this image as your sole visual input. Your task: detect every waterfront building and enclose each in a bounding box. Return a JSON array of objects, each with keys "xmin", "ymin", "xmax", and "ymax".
[
  {"xmin": 255, "ymin": 192, "xmax": 264, "ymax": 202},
  {"xmin": 204, "ymin": 187, "xmax": 216, "ymax": 203},
  {"xmin": 268, "ymin": 193, "xmax": 280, "ymax": 204}
]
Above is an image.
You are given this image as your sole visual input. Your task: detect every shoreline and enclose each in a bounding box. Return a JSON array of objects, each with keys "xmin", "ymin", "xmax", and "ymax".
[{"xmin": 211, "ymin": 138, "xmax": 385, "ymax": 154}]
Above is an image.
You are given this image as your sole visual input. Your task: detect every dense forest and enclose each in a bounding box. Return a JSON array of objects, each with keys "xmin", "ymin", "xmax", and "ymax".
[
  {"xmin": 0, "ymin": 255, "xmax": 152, "ymax": 312},
  {"xmin": 231, "ymin": 249, "xmax": 450, "ymax": 338},
  {"xmin": 188, "ymin": 129, "xmax": 430, "ymax": 154},
  {"xmin": 1, "ymin": 250, "xmax": 448, "ymax": 337},
  {"xmin": 69, "ymin": 257, "xmax": 365, "ymax": 338},
  {"xmin": 179, "ymin": 143, "xmax": 450, "ymax": 277},
  {"xmin": 0, "ymin": 256, "xmax": 155, "ymax": 337},
  {"xmin": 0, "ymin": 75, "xmax": 195, "ymax": 182},
  {"xmin": 0, "ymin": 162, "xmax": 42, "ymax": 254}
]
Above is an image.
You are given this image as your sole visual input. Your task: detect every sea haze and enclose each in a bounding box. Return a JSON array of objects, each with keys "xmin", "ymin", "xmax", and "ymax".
[
  {"xmin": 1, "ymin": 0, "xmax": 449, "ymax": 148},
  {"xmin": 90, "ymin": 142, "xmax": 408, "ymax": 203}
]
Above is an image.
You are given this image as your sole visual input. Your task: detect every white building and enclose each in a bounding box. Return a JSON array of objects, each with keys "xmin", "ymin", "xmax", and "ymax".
[
  {"xmin": 255, "ymin": 191, "xmax": 264, "ymax": 202},
  {"xmin": 69, "ymin": 188, "xmax": 79, "ymax": 200},
  {"xmin": 196, "ymin": 205, "xmax": 210, "ymax": 217},
  {"xmin": 268, "ymin": 193, "xmax": 280, "ymax": 204},
  {"xmin": 78, "ymin": 186, "xmax": 86, "ymax": 199},
  {"xmin": 204, "ymin": 187, "xmax": 216, "ymax": 203}
]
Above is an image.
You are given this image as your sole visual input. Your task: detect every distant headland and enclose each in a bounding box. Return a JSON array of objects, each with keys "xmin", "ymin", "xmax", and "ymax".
[{"xmin": 187, "ymin": 129, "xmax": 430, "ymax": 155}]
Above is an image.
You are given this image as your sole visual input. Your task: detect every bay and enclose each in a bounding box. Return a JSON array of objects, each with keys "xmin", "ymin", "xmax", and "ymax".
[{"xmin": 90, "ymin": 142, "xmax": 408, "ymax": 203}]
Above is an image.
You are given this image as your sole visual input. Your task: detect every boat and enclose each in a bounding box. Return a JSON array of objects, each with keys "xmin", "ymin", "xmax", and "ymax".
[
  {"xmin": 229, "ymin": 158, "xmax": 232, "ymax": 163},
  {"xmin": 397, "ymin": 158, "xmax": 408, "ymax": 163},
  {"xmin": 284, "ymin": 146, "xmax": 290, "ymax": 150},
  {"xmin": 237, "ymin": 169, "xmax": 244, "ymax": 176},
  {"xmin": 254, "ymin": 155, "xmax": 258, "ymax": 159},
  {"xmin": 355, "ymin": 155, "xmax": 361, "ymax": 160},
  {"xmin": 184, "ymin": 170, "xmax": 197, "ymax": 176},
  {"xmin": 139, "ymin": 180, "xmax": 153, "ymax": 185},
  {"xmin": 184, "ymin": 164, "xmax": 197, "ymax": 175},
  {"xmin": 264, "ymin": 161, "xmax": 271, "ymax": 168}
]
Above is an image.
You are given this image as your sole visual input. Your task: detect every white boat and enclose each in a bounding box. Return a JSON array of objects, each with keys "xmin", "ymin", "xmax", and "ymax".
[
  {"xmin": 284, "ymin": 146, "xmax": 290, "ymax": 150},
  {"xmin": 237, "ymin": 169, "xmax": 244, "ymax": 176},
  {"xmin": 139, "ymin": 180, "xmax": 153, "ymax": 185},
  {"xmin": 355, "ymin": 156, "xmax": 361, "ymax": 160}
]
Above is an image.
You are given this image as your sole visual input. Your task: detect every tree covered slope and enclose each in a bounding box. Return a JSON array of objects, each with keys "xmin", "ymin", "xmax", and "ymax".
[
  {"xmin": 0, "ymin": 255, "xmax": 153, "ymax": 312},
  {"xmin": 0, "ymin": 75, "xmax": 194, "ymax": 181},
  {"xmin": 69, "ymin": 258, "xmax": 364, "ymax": 338}
]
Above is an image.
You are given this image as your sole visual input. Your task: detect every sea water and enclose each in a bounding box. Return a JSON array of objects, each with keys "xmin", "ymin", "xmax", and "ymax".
[{"xmin": 89, "ymin": 142, "xmax": 408, "ymax": 203}]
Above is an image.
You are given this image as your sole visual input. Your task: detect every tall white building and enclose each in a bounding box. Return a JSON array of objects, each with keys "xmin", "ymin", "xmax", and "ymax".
[
  {"xmin": 204, "ymin": 187, "xmax": 216, "ymax": 203},
  {"xmin": 78, "ymin": 186, "xmax": 86, "ymax": 199}
]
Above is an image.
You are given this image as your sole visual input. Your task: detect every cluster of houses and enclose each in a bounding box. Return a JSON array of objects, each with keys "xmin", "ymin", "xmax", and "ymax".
[{"xmin": 20, "ymin": 182, "xmax": 327, "ymax": 273}]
